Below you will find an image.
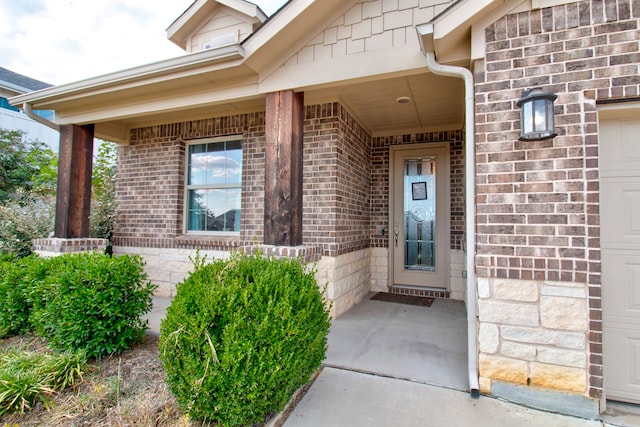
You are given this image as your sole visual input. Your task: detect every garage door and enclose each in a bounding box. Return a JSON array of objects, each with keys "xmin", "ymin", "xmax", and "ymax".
[{"xmin": 600, "ymin": 103, "xmax": 640, "ymax": 404}]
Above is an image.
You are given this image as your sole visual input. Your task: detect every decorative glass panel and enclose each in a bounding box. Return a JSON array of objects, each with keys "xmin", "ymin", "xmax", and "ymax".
[{"xmin": 404, "ymin": 158, "xmax": 436, "ymax": 272}]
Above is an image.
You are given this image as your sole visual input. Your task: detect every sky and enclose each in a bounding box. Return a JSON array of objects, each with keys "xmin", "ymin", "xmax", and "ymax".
[{"xmin": 0, "ymin": 0, "xmax": 288, "ymax": 87}]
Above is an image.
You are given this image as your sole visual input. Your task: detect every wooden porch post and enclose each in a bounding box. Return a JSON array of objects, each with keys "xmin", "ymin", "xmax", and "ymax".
[
  {"xmin": 264, "ymin": 90, "xmax": 304, "ymax": 246},
  {"xmin": 54, "ymin": 124, "xmax": 94, "ymax": 238}
]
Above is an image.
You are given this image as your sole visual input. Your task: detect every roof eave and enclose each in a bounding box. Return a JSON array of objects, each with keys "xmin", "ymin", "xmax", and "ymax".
[{"xmin": 9, "ymin": 44, "xmax": 246, "ymax": 107}]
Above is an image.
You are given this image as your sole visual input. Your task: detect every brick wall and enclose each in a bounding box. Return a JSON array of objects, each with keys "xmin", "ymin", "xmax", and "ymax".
[
  {"xmin": 302, "ymin": 103, "xmax": 372, "ymax": 256},
  {"xmin": 475, "ymin": 0, "xmax": 640, "ymax": 400},
  {"xmin": 113, "ymin": 113, "xmax": 265, "ymax": 248},
  {"xmin": 114, "ymin": 104, "xmax": 373, "ymax": 258},
  {"xmin": 370, "ymin": 131, "xmax": 465, "ymax": 251}
]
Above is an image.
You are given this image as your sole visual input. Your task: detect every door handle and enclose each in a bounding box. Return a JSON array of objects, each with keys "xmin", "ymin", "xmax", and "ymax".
[{"xmin": 394, "ymin": 229, "xmax": 399, "ymax": 247}]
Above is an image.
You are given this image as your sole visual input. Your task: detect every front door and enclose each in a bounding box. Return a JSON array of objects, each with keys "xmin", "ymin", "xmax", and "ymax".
[
  {"xmin": 600, "ymin": 105, "xmax": 640, "ymax": 404},
  {"xmin": 391, "ymin": 144, "xmax": 450, "ymax": 289}
]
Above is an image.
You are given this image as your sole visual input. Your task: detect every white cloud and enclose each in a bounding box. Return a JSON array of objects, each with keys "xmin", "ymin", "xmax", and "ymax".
[{"xmin": 0, "ymin": 0, "xmax": 287, "ymax": 85}]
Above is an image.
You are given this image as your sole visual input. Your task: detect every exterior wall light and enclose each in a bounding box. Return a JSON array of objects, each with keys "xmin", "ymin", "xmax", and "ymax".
[{"xmin": 516, "ymin": 88, "xmax": 557, "ymax": 141}]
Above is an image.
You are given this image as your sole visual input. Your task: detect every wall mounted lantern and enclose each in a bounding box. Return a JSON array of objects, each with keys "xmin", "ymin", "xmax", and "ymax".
[{"xmin": 516, "ymin": 88, "xmax": 557, "ymax": 141}]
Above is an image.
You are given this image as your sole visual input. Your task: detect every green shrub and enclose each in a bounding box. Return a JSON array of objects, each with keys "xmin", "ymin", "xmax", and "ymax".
[
  {"xmin": 0, "ymin": 256, "xmax": 47, "ymax": 338},
  {"xmin": 159, "ymin": 252, "xmax": 331, "ymax": 427},
  {"xmin": 31, "ymin": 253, "xmax": 156, "ymax": 359},
  {"xmin": 0, "ymin": 192, "xmax": 55, "ymax": 258}
]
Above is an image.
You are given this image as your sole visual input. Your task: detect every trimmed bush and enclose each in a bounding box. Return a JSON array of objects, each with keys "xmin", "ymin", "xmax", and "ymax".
[
  {"xmin": 31, "ymin": 253, "xmax": 156, "ymax": 359},
  {"xmin": 0, "ymin": 258, "xmax": 29, "ymax": 338},
  {"xmin": 0, "ymin": 252, "xmax": 156, "ymax": 359},
  {"xmin": 0, "ymin": 255, "xmax": 49, "ymax": 338},
  {"xmin": 159, "ymin": 252, "xmax": 331, "ymax": 427}
]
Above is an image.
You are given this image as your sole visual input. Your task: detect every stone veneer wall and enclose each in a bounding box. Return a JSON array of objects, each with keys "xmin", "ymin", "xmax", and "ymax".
[
  {"xmin": 478, "ymin": 278, "xmax": 588, "ymax": 393},
  {"xmin": 475, "ymin": 0, "xmax": 640, "ymax": 401},
  {"xmin": 114, "ymin": 245, "xmax": 322, "ymax": 298}
]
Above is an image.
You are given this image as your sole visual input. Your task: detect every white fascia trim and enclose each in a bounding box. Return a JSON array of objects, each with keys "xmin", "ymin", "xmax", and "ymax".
[
  {"xmin": 167, "ymin": 0, "xmax": 209, "ymax": 42},
  {"xmin": 0, "ymin": 81, "xmax": 34, "ymax": 95},
  {"xmin": 8, "ymin": 44, "xmax": 245, "ymax": 107},
  {"xmin": 241, "ymin": 0, "xmax": 312, "ymax": 54},
  {"xmin": 217, "ymin": 0, "xmax": 268, "ymax": 20}
]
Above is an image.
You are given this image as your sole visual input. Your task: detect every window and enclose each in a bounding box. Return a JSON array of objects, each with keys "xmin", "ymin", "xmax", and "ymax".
[{"xmin": 186, "ymin": 137, "xmax": 242, "ymax": 234}]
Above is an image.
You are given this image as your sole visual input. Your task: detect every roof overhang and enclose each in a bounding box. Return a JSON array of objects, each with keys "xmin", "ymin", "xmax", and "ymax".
[{"xmin": 8, "ymin": 0, "xmax": 501, "ymax": 143}]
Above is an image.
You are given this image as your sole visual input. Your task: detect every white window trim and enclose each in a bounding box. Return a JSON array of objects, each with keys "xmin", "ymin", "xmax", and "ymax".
[{"xmin": 183, "ymin": 135, "xmax": 243, "ymax": 236}]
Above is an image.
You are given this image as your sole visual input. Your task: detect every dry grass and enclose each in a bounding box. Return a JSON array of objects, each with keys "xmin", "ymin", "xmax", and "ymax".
[{"xmin": 0, "ymin": 335, "xmax": 201, "ymax": 427}]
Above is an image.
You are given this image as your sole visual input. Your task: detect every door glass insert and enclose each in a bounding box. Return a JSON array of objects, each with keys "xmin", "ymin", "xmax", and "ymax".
[{"xmin": 404, "ymin": 158, "xmax": 436, "ymax": 272}]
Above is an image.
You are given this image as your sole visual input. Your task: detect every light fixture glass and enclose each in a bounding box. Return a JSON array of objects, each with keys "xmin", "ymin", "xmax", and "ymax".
[{"xmin": 516, "ymin": 88, "xmax": 557, "ymax": 141}]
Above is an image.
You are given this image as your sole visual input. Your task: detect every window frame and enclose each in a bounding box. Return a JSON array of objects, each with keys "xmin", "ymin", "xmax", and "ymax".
[{"xmin": 183, "ymin": 135, "xmax": 243, "ymax": 236}]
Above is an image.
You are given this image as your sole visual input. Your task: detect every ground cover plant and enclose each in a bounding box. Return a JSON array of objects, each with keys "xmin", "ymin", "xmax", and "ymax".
[
  {"xmin": 0, "ymin": 341, "xmax": 86, "ymax": 416},
  {"xmin": 0, "ymin": 335, "xmax": 186, "ymax": 426},
  {"xmin": 160, "ymin": 252, "xmax": 331, "ymax": 427}
]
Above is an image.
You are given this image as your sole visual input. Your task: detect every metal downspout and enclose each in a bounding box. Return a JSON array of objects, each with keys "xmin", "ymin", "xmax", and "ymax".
[
  {"xmin": 424, "ymin": 52, "xmax": 480, "ymax": 398},
  {"xmin": 22, "ymin": 102, "xmax": 60, "ymax": 132}
]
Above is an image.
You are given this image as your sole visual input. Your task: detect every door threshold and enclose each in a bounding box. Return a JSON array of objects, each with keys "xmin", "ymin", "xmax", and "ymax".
[{"xmin": 390, "ymin": 284, "xmax": 450, "ymax": 299}]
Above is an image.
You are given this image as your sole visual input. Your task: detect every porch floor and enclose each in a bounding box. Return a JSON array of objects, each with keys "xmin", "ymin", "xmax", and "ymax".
[{"xmin": 325, "ymin": 293, "xmax": 468, "ymax": 391}]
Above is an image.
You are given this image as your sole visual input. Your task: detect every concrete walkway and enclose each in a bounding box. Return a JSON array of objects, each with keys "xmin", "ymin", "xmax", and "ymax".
[
  {"xmin": 283, "ymin": 367, "xmax": 602, "ymax": 427},
  {"xmin": 145, "ymin": 295, "xmax": 640, "ymax": 427}
]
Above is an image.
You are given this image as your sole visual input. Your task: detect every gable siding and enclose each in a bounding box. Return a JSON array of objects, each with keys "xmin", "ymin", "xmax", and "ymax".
[
  {"xmin": 189, "ymin": 11, "xmax": 254, "ymax": 52},
  {"xmin": 283, "ymin": 0, "xmax": 454, "ymax": 67},
  {"xmin": 475, "ymin": 0, "xmax": 640, "ymax": 400}
]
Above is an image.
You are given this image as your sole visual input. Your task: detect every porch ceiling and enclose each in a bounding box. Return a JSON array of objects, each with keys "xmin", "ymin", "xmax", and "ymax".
[
  {"xmin": 305, "ymin": 71, "xmax": 466, "ymax": 136},
  {"xmin": 119, "ymin": 70, "xmax": 466, "ymax": 138}
]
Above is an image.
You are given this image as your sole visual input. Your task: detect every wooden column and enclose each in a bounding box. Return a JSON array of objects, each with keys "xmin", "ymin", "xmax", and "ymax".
[
  {"xmin": 264, "ymin": 90, "xmax": 304, "ymax": 246},
  {"xmin": 55, "ymin": 124, "xmax": 94, "ymax": 238}
]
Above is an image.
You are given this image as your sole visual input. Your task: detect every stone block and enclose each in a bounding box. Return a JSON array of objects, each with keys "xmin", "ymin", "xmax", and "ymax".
[
  {"xmin": 479, "ymin": 354, "xmax": 528, "ymax": 385},
  {"xmin": 450, "ymin": 291, "xmax": 464, "ymax": 301},
  {"xmin": 479, "ymin": 300, "xmax": 539, "ymax": 327},
  {"xmin": 529, "ymin": 362, "xmax": 586, "ymax": 393},
  {"xmin": 493, "ymin": 278, "xmax": 539, "ymax": 302},
  {"xmin": 501, "ymin": 341, "xmax": 536, "ymax": 361},
  {"xmin": 479, "ymin": 377, "xmax": 492, "ymax": 394},
  {"xmin": 479, "ymin": 323, "xmax": 500, "ymax": 353},
  {"xmin": 540, "ymin": 296, "xmax": 587, "ymax": 331},
  {"xmin": 478, "ymin": 277, "xmax": 491, "ymax": 298},
  {"xmin": 154, "ymin": 282, "xmax": 173, "ymax": 298},
  {"xmin": 541, "ymin": 285, "xmax": 586, "ymax": 298},
  {"xmin": 537, "ymin": 347, "xmax": 586, "ymax": 369},
  {"xmin": 500, "ymin": 326, "xmax": 586, "ymax": 349}
]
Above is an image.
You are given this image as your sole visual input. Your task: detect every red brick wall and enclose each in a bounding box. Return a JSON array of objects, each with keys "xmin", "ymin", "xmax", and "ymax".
[{"xmin": 475, "ymin": 0, "xmax": 640, "ymax": 399}]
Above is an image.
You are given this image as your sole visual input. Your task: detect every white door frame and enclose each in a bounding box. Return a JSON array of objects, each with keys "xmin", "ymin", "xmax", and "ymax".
[
  {"xmin": 389, "ymin": 143, "xmax": 451, "ymax": 290},
  {"xmin": 599, "ymin": 102, "xmax": 640, "ymax": 404}
]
